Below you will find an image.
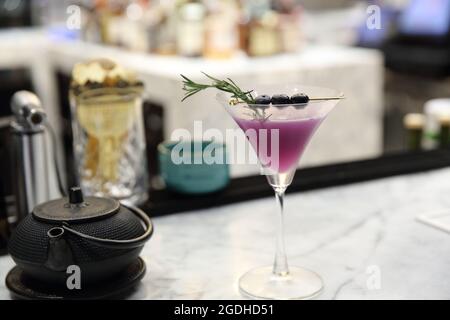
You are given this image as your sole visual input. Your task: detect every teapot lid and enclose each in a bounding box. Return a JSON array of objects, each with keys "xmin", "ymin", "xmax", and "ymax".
[{"xmin": 32, "ymin": 187, "xmax": 120, "ymax": 223}]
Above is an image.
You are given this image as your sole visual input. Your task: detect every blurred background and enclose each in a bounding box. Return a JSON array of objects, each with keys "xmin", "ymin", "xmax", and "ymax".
[{"xmin": 0, "ymin": 0, "xmax": 450, "ymax": 209}]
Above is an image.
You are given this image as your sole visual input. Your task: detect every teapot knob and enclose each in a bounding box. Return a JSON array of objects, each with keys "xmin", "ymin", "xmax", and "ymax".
[{"xmin": 69, "ymin": 187, "xmax": 84, "ymax": 205}]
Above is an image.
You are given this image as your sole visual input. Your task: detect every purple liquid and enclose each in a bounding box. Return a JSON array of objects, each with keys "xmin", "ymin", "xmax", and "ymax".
[{"xmin": 235, "ymin": 117, "xmax": 323, "ymax": 173}]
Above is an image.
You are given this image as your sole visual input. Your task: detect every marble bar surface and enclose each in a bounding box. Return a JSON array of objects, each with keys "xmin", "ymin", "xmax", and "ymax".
[{"xmin": 1, "ymin": 167, "xmax": 450, "ymax": 300}]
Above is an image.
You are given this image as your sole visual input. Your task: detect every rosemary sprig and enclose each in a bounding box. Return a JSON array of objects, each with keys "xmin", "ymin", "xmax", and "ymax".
[{"xmin": 181, "ymin": 72, "xmax": 255, "ymax": 104}]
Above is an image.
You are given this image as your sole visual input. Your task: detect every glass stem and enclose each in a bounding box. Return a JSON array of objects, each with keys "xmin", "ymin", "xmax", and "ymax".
[{"xmin": 273, "ymin": 188, "xmax": 289, "ymax": 277}]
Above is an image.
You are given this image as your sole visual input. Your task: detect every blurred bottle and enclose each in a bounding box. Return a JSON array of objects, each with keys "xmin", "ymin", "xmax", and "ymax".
[
  {"xmin": 239, "ymin": 0, "xmax": 280, "ymax": 56},
  {"xmin": 403, "ymin": 113, "xmax": 425, "ymax": 151},
  {"xmin": 97, "ymin": 0, "xmax": 125, "ymax": 45},
  {"xmin": 176, "ymin": 0, "xmax": 206, "ymax": 57},
  {"xmin": 149, "ymin": 0, "xmax": 178, "ymax": 55},
  {"xmin": 438, "ymin": 115, "xmax": 450, "ymax": 149},
  {"xmin": 273, "ymin": 0, "xmax": 302, "ymax": 53},
  {"xmin": 146, "ymin": 2, "xmax": 166, "ymax": 53},
  {"xmin": 99, "ymin": 0, "xmax": 150, "ymax": 51},
  {"xmin": 204, "ymin": 0, "xmax": 240, "ymax": 59},
  {"xmin": 424, "ymin": 99, "xmax": 450, "ymax": 149},
  {"xmin": 76, "ymin": 2, "xmax": 102, "ymax": 43},
  {"xmin": 238, "ymin": 2, "xmax": 251, "ymax": 53},
  {"xmin": 121, "ymin": 0, "xmax": 151, "ymax": 52},
  {"xmin": 248, "ymin": 10, "xmax": 281, "ymax": 56}
]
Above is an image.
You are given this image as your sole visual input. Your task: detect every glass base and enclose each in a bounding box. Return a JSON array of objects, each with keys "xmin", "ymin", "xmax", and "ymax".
[{"xmin": 239, "ymin": 266, "xmax": 323, "ymax": 300}]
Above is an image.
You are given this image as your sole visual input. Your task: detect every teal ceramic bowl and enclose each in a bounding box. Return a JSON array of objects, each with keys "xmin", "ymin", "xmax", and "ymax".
[{"xmin": 158, "ymin": 141, "xmax": 230, "ymax": 194}]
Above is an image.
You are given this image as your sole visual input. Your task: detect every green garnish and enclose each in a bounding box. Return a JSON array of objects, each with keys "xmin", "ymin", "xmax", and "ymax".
[{"xmin": 181, "ymin": 72, "xmax": 255, "ymax": 104}]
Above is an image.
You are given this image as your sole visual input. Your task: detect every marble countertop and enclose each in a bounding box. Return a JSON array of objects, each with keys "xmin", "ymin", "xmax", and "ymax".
[{"xmin": 2, "ymin": 167, "xmax": 450, "ymax": 300}]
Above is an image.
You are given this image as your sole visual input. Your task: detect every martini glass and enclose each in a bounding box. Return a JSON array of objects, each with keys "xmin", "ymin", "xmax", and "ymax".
[{"xmin": 217, "ymin": 85, "xmax": 342, "ymax": 300}]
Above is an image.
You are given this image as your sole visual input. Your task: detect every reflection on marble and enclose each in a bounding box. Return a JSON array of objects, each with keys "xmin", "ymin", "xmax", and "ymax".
[{"xmin": 2, "ymin": 168, "xmax": 450, "ymax": 299}]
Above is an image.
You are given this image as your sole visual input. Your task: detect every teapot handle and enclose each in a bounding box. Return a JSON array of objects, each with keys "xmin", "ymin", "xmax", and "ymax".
[{"xmin": 61, "ymin": 205, "xmax": 153, "ymax": 250}]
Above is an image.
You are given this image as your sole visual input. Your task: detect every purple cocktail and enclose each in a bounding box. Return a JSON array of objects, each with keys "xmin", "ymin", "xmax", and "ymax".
[
  {"xmin": 217, "ymin": 84, "xmax": 343, "ymax": 300},
  {"xmin": 181, "ymin": 73, "xmax": 344, "ymax": 299},
  {"xmin": 234, "ymin": 117, "xmax": 323, "ymax": 174}
]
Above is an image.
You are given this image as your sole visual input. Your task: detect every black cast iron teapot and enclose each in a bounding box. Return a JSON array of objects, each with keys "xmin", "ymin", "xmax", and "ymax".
[{"xmin": 8, "ymin": 187, "xmax": 153, "ymax": 285}]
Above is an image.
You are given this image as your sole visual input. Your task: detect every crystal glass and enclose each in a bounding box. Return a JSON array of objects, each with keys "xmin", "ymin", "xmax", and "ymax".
[
  {"xmin": 71, "ymin": 87, "xmax": 148, "ymax": 205},
  {"xmin": 217, "ymin": 85, "xmax": 342, "ymax": 299}
]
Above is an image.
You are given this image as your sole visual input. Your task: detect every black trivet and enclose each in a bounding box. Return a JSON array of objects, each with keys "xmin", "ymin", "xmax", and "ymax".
[{"xmin": 5, "ymin": 257, "xmax": 146, "ymax": 300}]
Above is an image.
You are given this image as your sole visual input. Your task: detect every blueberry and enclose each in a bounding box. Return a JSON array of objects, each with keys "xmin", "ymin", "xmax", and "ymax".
[
  {"xmin": 271, "ymin": 94, "xmax": 291, "ymax": 105},
  {"xmin": 291, "ymin": 93, "xmax": 309, "ymax": 104},
  {"xmin": 254, "ymin": 95, "xmax": 272, "ymax": 105}
]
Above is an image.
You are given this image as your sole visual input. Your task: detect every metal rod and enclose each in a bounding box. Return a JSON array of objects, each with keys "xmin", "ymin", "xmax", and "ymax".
[{"xmin": 309, "ymin": 95, "xmax": 345, "ymax": 101}]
